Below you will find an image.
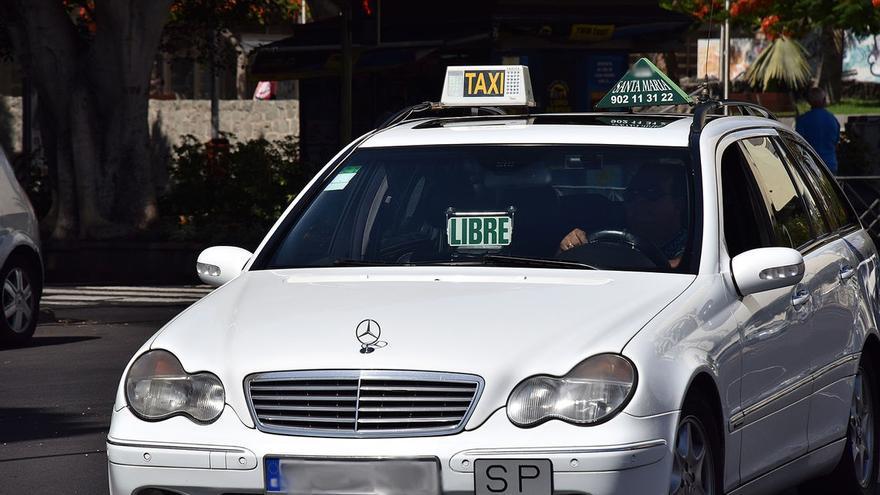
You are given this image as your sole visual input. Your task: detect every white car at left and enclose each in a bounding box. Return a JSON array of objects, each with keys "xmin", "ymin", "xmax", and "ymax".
[{"xmin": 0, "ymin": 144, "xmax": 42, "ymax": 345}]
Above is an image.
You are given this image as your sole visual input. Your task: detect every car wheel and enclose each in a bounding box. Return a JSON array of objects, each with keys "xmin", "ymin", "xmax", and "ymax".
[
  {"xmin": 670, "ymin": 397, "xmax": 721, "ymax": 495},
  {"xmin": 0, "ymin": 256, "xmax": 39, "ymax": 345},
  {"xmin": 826, "ymin": 361, "xmax": 879, "ymax": 494}
]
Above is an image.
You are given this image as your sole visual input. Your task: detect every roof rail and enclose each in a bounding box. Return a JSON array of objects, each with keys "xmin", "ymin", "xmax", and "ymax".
[
  {"xmin": 378, "ymin": 101, "xmax": 438, "ymax": 130},
  {"xmin": 690, "ymin": 99, "xmax": 778, "ymax": 134},
  {"xmin": 687, "ymin": 99, "xmax": 778, "ymax": 167},
  {"xmin": 377, "ymin": 102, "xmax": 511, "ymax": 130}
]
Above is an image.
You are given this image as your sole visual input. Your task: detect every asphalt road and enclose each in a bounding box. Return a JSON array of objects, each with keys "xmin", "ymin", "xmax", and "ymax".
[
  {"xmin": 0, "ymin": 304, "xmax": 187, "ymax": 495},
  {"xmin": 0, "ymin": 296, "xmax": 808, "ymax": 495}
]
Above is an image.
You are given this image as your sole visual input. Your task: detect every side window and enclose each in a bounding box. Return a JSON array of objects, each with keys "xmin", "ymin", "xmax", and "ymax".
[
  {"xmin": 771, "ymin": 136, "xmax": 831, "ymax": 239},
  {"xmin": 720, "ymin": 143, "xmax": 773, "ymax": 258},
  {"xmin": 740, "ymin": 136, "xmax": 813, "ymax": 249},
  {"xmin": 781, "ymin": 134, "xmax": 858, "ymax": 230}
]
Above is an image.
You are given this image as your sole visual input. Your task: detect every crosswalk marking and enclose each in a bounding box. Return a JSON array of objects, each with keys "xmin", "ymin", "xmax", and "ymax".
[
  {"xmin": 43, "ymin": 289, "xmax": 210, "ymax": 298},
  {"xmin": 75, "ymin": 286, "xmax": 215, "ymax": 294},
  {"xmin": 41, "ymin": 285, "xmax": 214, "ymax": 308}
]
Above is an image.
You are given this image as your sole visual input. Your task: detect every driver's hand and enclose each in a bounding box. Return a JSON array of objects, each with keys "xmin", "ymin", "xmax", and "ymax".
[{"xmin": 560, "ymin": 228, "xmax": 588, "ymax": 252}]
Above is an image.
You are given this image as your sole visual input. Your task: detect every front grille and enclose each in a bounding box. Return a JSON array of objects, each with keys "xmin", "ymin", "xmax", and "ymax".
[{"xmin": 245, "ymin": 370, "xmax": 484, "ymax": 438}]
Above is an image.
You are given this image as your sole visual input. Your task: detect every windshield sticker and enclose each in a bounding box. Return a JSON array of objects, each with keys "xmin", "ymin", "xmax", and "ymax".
[
  {"xmin": 324, "ymin": 165, "xmax": 361, "ymax": 191},
  {"xmin": 447, "ymin": 214, "xmax": 513, "ymax": 248}
]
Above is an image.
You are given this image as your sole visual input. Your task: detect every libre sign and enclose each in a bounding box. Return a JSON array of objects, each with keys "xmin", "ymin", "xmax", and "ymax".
[
  {"xmin": 596, "ymin": 58, "xmax": 693, "ymax": 109},
  {"xmin": 447, "ymin": 215, "xmax": 513, "ymax": 247}
]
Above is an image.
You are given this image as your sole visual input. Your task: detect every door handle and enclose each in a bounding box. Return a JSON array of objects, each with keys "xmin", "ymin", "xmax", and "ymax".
[
  {"xmin": 840, "ymin": 264, "xmax": 856, "ymax": 282},
  {"xmin": 792, "ymin": 289, "xmax": 811, "ymax": 306}
]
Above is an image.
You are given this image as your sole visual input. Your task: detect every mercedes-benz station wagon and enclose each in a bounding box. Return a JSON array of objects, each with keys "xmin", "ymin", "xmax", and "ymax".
[{"xmin": 108, "ymin": 64, "xmax": 880, "ymax": 495}]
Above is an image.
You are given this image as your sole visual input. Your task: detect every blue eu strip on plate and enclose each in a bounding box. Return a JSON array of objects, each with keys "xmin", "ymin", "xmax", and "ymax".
[{"xmin": 265, "ymin": 457, "xmax": 283, "ymax": 493}]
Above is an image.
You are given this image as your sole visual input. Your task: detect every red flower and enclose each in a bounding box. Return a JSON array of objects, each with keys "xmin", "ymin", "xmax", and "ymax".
[{"xmin": 760, "ymin": 14, "xmax": 780, "ymax": 40}]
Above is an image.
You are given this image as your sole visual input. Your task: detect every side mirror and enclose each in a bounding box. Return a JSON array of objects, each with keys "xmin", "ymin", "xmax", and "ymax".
[
  {"xmin": 196, "ymin": 246, "xmax": 253, "ymax": 287},
  {"xmin": 731, "ymin": 247, "xmax": 805, "ymax": 297}
]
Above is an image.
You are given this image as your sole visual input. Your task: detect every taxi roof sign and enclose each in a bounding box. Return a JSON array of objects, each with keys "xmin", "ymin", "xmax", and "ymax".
[
  {"xmin": 440, "ymin": 66, "xmax": 535, "ymax": 107},
  {"xmin": 596, "ymin": 58, "xmax": 693, "ymax": 109}
]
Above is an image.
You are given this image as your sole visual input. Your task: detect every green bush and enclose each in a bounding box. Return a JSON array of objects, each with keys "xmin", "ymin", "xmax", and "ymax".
[{"xmin": 160, "ymin": 135, "xmax": 317, "ymax": 249}]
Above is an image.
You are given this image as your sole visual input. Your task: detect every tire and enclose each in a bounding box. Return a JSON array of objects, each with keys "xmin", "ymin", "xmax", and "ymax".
[
  {"xmin": 823, "ymin": 359, "xmax": 879, "ymax": 494},
  {"xmin": 669, "ymin": 396, "xmax": 722, "ymax": 495},
  {"xmin": 0, "ymin": 255, "xmax": 40, "ymax": 346}
]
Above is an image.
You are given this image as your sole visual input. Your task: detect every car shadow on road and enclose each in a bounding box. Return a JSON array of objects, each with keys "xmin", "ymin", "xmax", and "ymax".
[{"xmin": 0, "ymin": 407, "xmax": 107, "ymax": 445}]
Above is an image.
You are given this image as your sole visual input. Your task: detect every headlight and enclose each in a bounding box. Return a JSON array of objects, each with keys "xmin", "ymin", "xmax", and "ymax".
[
  {"xmin": 125, "ymin": 350, "xmax": 225, "ymax": 423},
  {"xmin": 507, "ymin": 354, "xmax": 636, "ymax": 427}
]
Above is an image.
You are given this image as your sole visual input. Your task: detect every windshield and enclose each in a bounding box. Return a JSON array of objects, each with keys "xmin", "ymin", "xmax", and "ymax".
[{"xmin": 259, "ymin": 145, "xmax": 698, "ymax": 273}]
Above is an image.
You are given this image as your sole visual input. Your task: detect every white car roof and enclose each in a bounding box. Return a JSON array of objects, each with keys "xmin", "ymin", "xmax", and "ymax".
[{"xmin": 359, "ymin": 113, "xmax": 784, "ymax": 149}]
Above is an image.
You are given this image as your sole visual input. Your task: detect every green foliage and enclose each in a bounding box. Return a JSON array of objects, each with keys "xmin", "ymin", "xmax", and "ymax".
[
  {"xmin": 163, "ymin": 0, "xmax": 302, "ymax": 64},
  {"xmin": 161, "ymin": 135, "xmax": 316, "ymax": 249},
  {"xmin": 796, "ymin": 98, "xmax": 880, "ymax": 115},
  {"xmin": 168, "ymin": 0, "xmax": 301, "ymax": 25},
  {"xmin": 10, "ymin": 153, "xmax": 52, "ymax": 221},
  {"xmin": 661, "ymin": 0, "xmax": 880, "ymax": 37},
  {"xmin": 745, "ymin": 37, "xmax": 812, "ymax": 91}
]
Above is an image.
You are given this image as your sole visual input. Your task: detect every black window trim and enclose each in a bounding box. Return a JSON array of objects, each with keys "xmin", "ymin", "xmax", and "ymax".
[
  {"xmin": 777, "ymin": 130, "xmax": 862, "ymax": 234},
  {"xmin": 775, "ymin": 132, "xmax": 838, "ymax": 235},
  {"xmin": 715, "ymin": 127, "xmax": 848, "ymax": 260},
  {"xmin": 737, "ymin": 135, "xmax": 820, "ymax": 251},
  {"xmin": 768, "ymin": 135, "xmax": 837, "ymax": 246},
  {"xmin": 718, "ymin": 139, "xmax": 777, "ymax": 260}
]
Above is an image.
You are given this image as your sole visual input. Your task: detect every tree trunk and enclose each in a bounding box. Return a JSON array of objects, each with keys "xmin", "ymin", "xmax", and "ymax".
[
  {"xmin": 3, "ymin": 0, "xmax": 171, "ymax": 240},
  {"xmin": 220, "ymin": 29, "xmax": 249, "ymax": 99},
  {"xmin": 9, "ymin": 0, "xmax": 81, "ymax": 239},
  {"xmin": 816, "ymin": 27, "xmax": 844, "ymax": 103}
]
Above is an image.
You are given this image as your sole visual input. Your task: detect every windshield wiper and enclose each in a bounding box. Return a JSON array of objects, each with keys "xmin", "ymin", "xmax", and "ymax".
[
  {"xmin": 333, "ymin": 256, "xmax": 597, "ymax": 270},
  {"xmin": 333, "ymin": 258, "xmax": 413, "ymax": 267},
  {"xmin": 481, "ymin": 255, "xmax": 598, "ymax": 270}
]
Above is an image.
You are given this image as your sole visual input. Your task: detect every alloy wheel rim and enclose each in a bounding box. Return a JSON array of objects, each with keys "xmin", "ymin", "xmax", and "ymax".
[
  {"xmin": 2, "ymin": 267, "xmax": 33, "ymax": 334},
  {"xmin": 670, "ymin": 416, "xmax": 715, "ymax": 495},
  {"xmin": 850, "ymin": 370, "xmax": 875, "ymax": 488}
]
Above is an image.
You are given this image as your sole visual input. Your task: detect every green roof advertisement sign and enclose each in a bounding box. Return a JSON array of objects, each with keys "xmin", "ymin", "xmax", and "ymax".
[{"xmin": 596, "ymin": 58, "xmax": 693, "ymax": 109}]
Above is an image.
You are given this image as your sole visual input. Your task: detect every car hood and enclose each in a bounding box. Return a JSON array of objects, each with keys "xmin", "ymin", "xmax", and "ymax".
[{"xmin": 151, "ymin": 267, "xmax": 695, "ymax": 427}]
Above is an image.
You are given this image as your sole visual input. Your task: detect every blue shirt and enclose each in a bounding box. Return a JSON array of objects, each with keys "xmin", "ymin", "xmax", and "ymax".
[{"xmin": 796, "ymin": 108, "xmax": 840, "ymax": 173}]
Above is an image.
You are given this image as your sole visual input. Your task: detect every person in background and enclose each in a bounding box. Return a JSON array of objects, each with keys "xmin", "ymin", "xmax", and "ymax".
[{"xmin": 795, "ymin": 87, "xmax": 840, "ymax": 173}]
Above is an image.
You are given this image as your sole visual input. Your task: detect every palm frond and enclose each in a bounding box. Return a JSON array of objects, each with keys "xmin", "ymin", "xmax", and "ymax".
[{"xmin": 745, "ymin": 37, "xmax": 812, "ymax": 91}]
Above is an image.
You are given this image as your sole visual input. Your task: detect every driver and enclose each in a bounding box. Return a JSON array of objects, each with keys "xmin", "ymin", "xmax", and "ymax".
[{"xmin": 558, "ymin": 163, "xmax": 688, "ymax": 268}]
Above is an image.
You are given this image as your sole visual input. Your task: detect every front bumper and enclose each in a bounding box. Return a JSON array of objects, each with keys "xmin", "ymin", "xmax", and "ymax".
[{"xmin": 108, "ymin": 405, "xmax": 677, "ymax": 495}]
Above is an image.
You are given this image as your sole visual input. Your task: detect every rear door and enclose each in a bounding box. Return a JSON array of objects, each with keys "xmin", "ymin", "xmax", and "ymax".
[{"xmin": 780, "ymin": 132, "xmax": 866, "ymax": 448}]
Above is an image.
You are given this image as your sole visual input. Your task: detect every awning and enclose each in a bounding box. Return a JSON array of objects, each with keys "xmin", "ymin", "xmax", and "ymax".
[{"xmin": 251, "ymin": 0, "xmax": 693, "ymax": 79}]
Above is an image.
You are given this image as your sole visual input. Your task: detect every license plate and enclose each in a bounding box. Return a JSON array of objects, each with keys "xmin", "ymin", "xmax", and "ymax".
[
  {"xmin": 265, "ymin": 457, "xmax": 441, "ymax": 495},
  {"xmin": 474, "ymin": 459, "xmax": 553, "ymax": 495}
]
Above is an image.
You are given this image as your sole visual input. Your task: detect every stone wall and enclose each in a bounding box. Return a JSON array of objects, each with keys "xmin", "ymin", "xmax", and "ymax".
[
  {"xmin": 0, "ymin": 96, "xmax": 299, "ymax": 155},
  {"xmin": 148, "ymin": 99, "xmax": 299, "ymax": 147},
  {"xmin": 0, "ymin": 96, "xmax": 22, "ymax": 154}
]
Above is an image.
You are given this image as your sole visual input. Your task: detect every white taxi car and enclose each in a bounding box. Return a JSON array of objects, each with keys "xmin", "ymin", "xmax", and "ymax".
[{"xmin": 109, "ymin": 63, "xmax": 880, "ymax": 495}]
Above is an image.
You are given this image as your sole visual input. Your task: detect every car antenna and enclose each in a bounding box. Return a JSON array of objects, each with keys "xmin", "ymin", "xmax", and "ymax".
[{"xmin": 700, "ymin": 0, "xmax": 718, "ymax": 103}]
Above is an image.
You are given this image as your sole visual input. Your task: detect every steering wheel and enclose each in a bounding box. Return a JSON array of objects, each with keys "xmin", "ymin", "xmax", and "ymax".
[{"xmin": 573, "ymin": 229, "xmax": 670, "ymax": 269}]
